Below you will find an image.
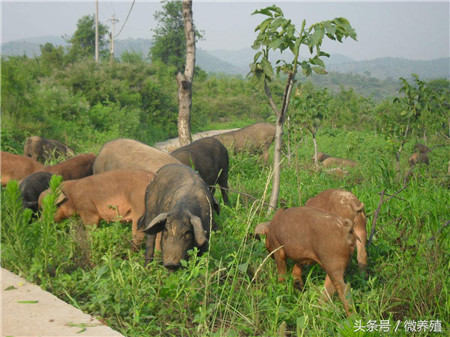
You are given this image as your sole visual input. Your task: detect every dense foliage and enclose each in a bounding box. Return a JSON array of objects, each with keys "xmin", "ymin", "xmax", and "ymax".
[{"xmin": 1, "ymin": 39, "xmax": 449, "ymax": 336}]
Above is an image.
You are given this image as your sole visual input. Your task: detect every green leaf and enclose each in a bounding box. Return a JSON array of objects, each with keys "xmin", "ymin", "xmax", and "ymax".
[
  {"xmin": 17, "ymin": 300, "xmax": 39, "ymax": 304},
  {"xmin": 269, "ymin": 38, "xmax": 283, "ymax": 51},
  {"xmin": 237, "ymin": 263, "xmax": 248, "ymax": 274},
  {"xmin": 253, "ymin": 51, "xmax": 262, "ymax": 63},
  {"xmin": 309, "ymin": 27, "xmax": 324, "ymax": 47},
  {"xmin": 312, "ymin": 66, "xmax": 327, "ymax": 75},
  {"xmin": 261, "ymin": 58, "xmax": 274, "ymax": 78},
  {"xmin": 310, "ymin": 56, "xmax": 325, "ymax": 68},
  {"xmin": 252, "ymin": 8, "xmax": 274, "ymax": 17}
]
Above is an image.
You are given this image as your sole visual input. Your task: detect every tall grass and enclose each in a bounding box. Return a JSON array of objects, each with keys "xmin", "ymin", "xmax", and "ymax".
[{"xmin": 1, "ymin": 130, "xmax": 448, "ymax": 336}]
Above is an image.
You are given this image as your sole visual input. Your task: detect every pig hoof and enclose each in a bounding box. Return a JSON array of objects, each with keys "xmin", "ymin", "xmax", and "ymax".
[{"xmin": 294, "ymin": 280, "xmax": 303, "ymax": 291}]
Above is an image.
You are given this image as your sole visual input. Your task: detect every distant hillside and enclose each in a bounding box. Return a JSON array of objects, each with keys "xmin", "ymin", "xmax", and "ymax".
[
  {"xmin": 1, "ymin": 37, "xmax": 243, "ymax": 75},
  {"xmin": 2, "ymin": 36, "xmax": 448, "ymax": 80},
  {"xmin": 328, "ymin": 57, "xmax": 450, "ymax": 79},
  {"xmin": 207, "ymin": 48, "xmax": 356, "ymax": 74}
]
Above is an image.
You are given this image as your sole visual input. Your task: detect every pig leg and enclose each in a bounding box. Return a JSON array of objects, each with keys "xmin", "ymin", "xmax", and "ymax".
[
  {"xmin": 81, "ymin": 212, "xmax": 100, "ymax": 227},
  {"xmin": 218, "ymin": 170, "xmax": 229, "ymax": 205},
  {"xmin": 292, "ymin": 264, "xmax": 304, "ymax": 290},
  {"xmin": 144, "ymin": 234, "xmax": 157, "ymax": 266},
  {"xmin": 131, "ymin": 218, "xmax": 145, "ymax": 251},
  {"xmin": 323, "ymin": 274, "xmax": 336, "ymax": 299},
  {"xmin": 261, "ymin": 146, "xmax": 269, "ymax": 164},
  {"xmin": 354, "ymin": 224, "xmax": 368, "ymax": 273},
  {"xmin": 324, "ymin": 270, "xmax": 352, "ymax": 317},
  {"xmin": 273, "ymin": 247, "xmax": 287, "ymax": 282}
]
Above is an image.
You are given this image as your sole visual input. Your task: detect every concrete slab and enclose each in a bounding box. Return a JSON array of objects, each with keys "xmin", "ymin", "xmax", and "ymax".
[
  {"xmin": 154, "ymin": 128, "xmax": 239, "ymax": 152},
  {"xmin": 1, "ymin": 268, "xmax": 124, "ymax": 337}
]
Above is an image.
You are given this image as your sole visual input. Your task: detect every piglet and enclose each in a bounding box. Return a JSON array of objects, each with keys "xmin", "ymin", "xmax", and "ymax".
[{"xmin": 255, "ymin": 206, "xmax": 357, "ymax": 316}]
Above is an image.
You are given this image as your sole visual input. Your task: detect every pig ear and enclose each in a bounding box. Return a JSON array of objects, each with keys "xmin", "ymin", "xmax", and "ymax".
[
  {"xmin": 143, "ymin": 213, "xmax": 168, "ymax": 234},
  {"xmin": 190, "ymin": 215, "xmax": 208, "ymax": 247},
  {"xmin": 137, "ymin": 215, "xmax": 146, "ymax": 230},
  {"xmin": 255, "ymin": 222, "xmax": 270, "ymax": 235},
  {"xmin": 55, "ymin": 191, "xmax": 67, "ymax": 206}
]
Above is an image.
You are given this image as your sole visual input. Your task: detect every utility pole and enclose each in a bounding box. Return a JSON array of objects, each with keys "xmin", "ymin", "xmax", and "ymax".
[
  {"xmin": 107, "ymin": 14, "xmax": 120, "ymax": 62},
  {"xmin": 95, "ymin": 0, "xmax": 99, "ymax": 63}
]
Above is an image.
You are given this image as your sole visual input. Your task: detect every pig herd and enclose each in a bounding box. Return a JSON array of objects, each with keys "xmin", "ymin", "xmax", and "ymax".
[{"xmin": 2, "ymin": 122, "xmax": 370, "ymax": 316}]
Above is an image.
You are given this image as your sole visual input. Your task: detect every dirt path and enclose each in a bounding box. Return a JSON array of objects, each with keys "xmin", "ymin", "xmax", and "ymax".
[{"xmin": 154, "ymin": 128, "xmax": 238, "ymax": 153}]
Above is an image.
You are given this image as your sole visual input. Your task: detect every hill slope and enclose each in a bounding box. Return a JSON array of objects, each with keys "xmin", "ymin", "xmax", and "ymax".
[{"xmin": 2, "ymin": 37, "xmax": 448, "ymax": 79}]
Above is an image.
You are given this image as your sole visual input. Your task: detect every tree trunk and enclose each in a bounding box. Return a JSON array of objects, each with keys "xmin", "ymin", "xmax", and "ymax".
[
  {"xmin": 267, "ymin": 73, "xmax": 295, "ymax": 214},
  {"xmin": 268, "ymin": 118, "xmax": 284, "ymax": 213},
  {"xmin": 177, "ymin": 0, "xmax": 195, "ymax": 147},
  {"xmin": 313, "ymin": 132, "xmax": 319, "ymax": 170}
]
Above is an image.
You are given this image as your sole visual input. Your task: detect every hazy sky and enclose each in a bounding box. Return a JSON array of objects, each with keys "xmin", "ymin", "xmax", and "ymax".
[{"xmin": 1, "ymin": 1, "xmax": 449, "ymax": 61}]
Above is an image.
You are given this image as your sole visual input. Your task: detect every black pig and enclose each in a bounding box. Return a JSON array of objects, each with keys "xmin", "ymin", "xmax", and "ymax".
[
  {"xmin": 170, "ymin": 137, "xmax": 229, "ymax": 204},
  {"xmin": 138, "ymin": 164, "xmax": 219, "ymax": 269}
]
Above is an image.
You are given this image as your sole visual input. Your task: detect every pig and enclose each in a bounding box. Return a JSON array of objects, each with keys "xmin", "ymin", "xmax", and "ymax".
[
  {"xmin": 170, "ymin": 137, "xmax": 230, "ymax": 204},
  {"xmin": 408, "ymin": 143, "xmax": 431, "ymax": 167},
  {"xmin": 1, "ymin": 152, "xmax": 44, "ymax": 186},
  {"xmin": 138, "ymin": 163, "xmax": 220, "ymax": 269},
  {"xmin": 24, "ymin": 136, "xmax": 75, "ymax": 163},
  {"xmin": 93, "ymin": 138, "xmax": 181, "ymax": 174},
  {"xmin": 305, "ymin": 189, "xmax": 367, "ymax": 272},
  {"xmin": 255, "ymin": 206, "xmax": 357, "ymax": 317},
  {"xmin": 408, "ymin": 144, "xmax": 431, "ymax": 167},
  {"xmin": 40, "ymin": 153, "xmax": 96, "ymax": 180},
  {"xmin": 312, "ymin": 152, "xmax": 331, "ymax": 162},
  {"xmin": 20, "ymin": 172, "xmax": 54, "ymax": 212},
  {"xmin": 38, "ymin": 169, "xmax": 155, "ymax": 248},
  {"xmin": 19, "ymin": 154, "xmax": 96, "ymax": 212},
  {"xmin": 213, "ymin": 122, "xmax": 275, "ymax": 163},
  {"xmin": 322, "ymin": 157, "xmax": 358, "ymax": 168}
]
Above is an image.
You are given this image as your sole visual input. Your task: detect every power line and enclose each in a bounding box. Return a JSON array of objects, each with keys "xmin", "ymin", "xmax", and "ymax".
[{"xmin": 114, "ymin": 0, "xmax": 136, "ymax": 39}]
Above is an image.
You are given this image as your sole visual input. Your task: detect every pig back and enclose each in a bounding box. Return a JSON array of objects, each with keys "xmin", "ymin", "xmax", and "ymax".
[
  {"xmin": 170, "ymin": 137, "xmax": 229, "ymax": 186},
  {"xmin": 41, "ymin": 153, "xmax": 96, "ymax": 180},
  {"xmin": 1, "ymin": 152, "xmax": 44, "ymax": 186},
  {"xmin": 94, "ymin": 138, "xmax": 181, "ymax": 174},
  {"xmin": 305, "ymin": 189, "xmax": 364, "ymax": 222},
  {"xmin": 268, "ymin": 207, "xmax": 354, "ymax": 256},
  {"xmin": 214, "ymin": 122, "xmax": 275, "ymax": 152}
]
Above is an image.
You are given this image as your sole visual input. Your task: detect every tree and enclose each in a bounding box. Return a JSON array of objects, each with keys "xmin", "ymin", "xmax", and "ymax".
[
  {"xmin": 39, "ymin": 43, "xmax": 65, "ymax": 74},
  {"xmin": 67, "ymin": 15, "xmax": 108, "ymax": 62},
  {"xmin": 291, "ymin": 83, "xmax": 331, "ymax": 169},
  {"xmin": 391, "ymin": 74, "xmax": 434, "ymax": 169},
  {"xmin": 150, "ymin": 0, "xmax": 202, "ymax": 72},
  {"xmin": 249, "ymin": 5, "xmax": 356, "ymax": 213},
  {"xmin": 176, "ymin": 0, "xmax": 196, "ymax": 146}
]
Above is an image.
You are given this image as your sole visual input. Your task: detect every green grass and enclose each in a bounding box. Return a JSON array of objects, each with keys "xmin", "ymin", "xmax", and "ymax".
[{"xmin": 1, "ymin": 130, "xmax": 448, "ymax": 336}]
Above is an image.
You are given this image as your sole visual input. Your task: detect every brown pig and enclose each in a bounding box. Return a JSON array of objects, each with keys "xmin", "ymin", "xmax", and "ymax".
[
  {"xmin": 20, "ymin": 154, "xmax": 96, "ymax": 212},
  {"xmin": 1, "ymin": 151, "xmax": 44, "ymax": 186},
  {"xmin": 93, "ymin": 138, "xmax": 181, "ymax": 174},
  {"xmin": 322, "ymin": 157, "xmax": 358, "ymax": 168},
  {"xmin": 213, "ymin": 122, "xmax": 275, "ymax": 164},
  {"xmin": 24, "ymin": 136, "xmax": 75, "ymax": 162},
  {"xmin": 305, "ymin": 189, "xmax": 367, "ymax": 272},
  {"xmin": 40, "ymin": 153, "xmax": 96, "ymax": 180},
  {"xmin": 38, "ymin": 169, "xmax": 154, "ymax": 248},
  {"xmin": 255, "ymin": 206, "xmax": 356, "ymax": 317}
]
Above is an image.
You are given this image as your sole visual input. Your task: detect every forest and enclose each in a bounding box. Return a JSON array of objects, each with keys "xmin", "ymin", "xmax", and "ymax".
[{"xmin": 1, "ymin": 3, "xmax": 449, "ymax": 337}]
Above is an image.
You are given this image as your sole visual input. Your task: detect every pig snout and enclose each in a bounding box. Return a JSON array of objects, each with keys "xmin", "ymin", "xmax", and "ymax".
[{"xmin": 163, "ymin": 260, "xmax": 182, "ymax": 270}]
